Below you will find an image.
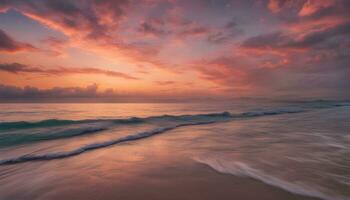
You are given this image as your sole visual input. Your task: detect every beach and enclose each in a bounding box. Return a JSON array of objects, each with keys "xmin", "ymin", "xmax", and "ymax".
[{"xmin": 0, "ymin": 101, "xmax": 349, "ymax": 200}]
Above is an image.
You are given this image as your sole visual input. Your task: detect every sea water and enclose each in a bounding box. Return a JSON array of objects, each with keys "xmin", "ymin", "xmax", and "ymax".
[{"xmin": 0, "ymin": 100, "xmax": 349, "ymax": 200}]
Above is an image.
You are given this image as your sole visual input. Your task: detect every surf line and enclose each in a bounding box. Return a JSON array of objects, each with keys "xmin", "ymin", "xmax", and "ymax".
[
  {"xmin": 0, "ymin": 120, "xmax": 220, "ymax": 165},
  {"xmin": 0, "ymin": 108, "xmax": 310, "ymax": 165}
]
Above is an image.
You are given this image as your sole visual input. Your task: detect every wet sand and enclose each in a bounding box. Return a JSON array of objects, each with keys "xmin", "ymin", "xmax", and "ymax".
[
  {"xmin": 0, "ymin": 161, "xmax": 321, "ymax": 200},
  {"xmin": 44, "ymin": 162, "xmax": 321, "ymax": 200}
]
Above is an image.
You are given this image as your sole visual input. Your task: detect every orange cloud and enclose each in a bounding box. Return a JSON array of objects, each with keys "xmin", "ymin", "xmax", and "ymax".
[
  {"xmin": 267, "ymin": 0, "xmax": 285, "ymax": 13},
  {"xmin": 298, "ymin": 0, "xmax": 336, "ymax": 17},
  {"xmin": 267, "ymin": 0, "xmax": 301, "ymax": 13}
]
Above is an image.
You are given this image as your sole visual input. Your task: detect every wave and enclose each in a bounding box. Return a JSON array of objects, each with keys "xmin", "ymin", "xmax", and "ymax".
[
  {"xmin": 0, "ymin": 118, "xmax": 136, "ymax": 132},
  {"xmin": 2, "ymin": 99, "xmax": 348, "ymax": 132},
  {"xmin": 0, "ymin": 101, "xmax": 347, "ymax": 162},
  {"xmin": 0, "ymin": 105, "xmax": 331, "ymax": 165},
  {"xmin": 237, "ymin": 107, "xmax": 305, "ymax": 117},
  {"xmin": 0, "ymin": 109, "xmax": 303, "ymax": 148},
  {"xmin": 0, "ymin": 126, "xmax": 108, "ymax": 148},
  {"xmin": 0, "ymin": 120, "xmax": 218, "ymax": 165},
  {"xmin": 0, "ymin": 112, "xmax": 232, "ymax": 131},
  {"xmin": 195, "ymin": 157, "xmax": 350, "ymax": 200},
  {"xmin": 0, "ymin": 112, "xmax": 232, "ymax": 148},
  {"xmin": 0, "ymin": 107, "xmax": 305, "ymax": 132},
  {"xmin": 299, "ymin": 99, "xmax": 350, "ymax": 108}
]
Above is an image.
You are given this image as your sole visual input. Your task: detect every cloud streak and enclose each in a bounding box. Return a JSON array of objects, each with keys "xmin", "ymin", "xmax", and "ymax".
[
  {"xmin": 0, "ymin": 29, "xmax": 37, "ymax": 52},
  {"xmin": 0, "ymin": 63, "xmax": 138, "ymax": 80},
  {"xmin": 241, "ymin": 22, "xmax": 350, "ymax": 51}
]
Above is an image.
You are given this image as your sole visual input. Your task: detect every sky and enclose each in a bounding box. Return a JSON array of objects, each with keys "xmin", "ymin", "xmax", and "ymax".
[{"xmin": 0, "ymin": 0, "xmax": 349, "ymax": 102}]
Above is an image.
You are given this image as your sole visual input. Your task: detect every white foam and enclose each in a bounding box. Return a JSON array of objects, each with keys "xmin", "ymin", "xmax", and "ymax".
[{"xmin": 195, "ymin": 156, "xmax": 350, "ymax": 200}]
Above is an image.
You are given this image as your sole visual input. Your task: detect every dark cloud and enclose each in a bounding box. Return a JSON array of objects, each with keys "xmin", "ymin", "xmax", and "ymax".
[
  {"xmin": 176, "ymin": 20, "xmax": 241, "ymax": 44},
  {"xmin": 0, "ymin": 29, "xmax": 36, "ymax": 52},
  {"xmin": 0, "ymin": 83, "xmax": 215, "ymax": 102},
  {"xmin": 297, "ymin": 22, "xmax": 350, "ymax": 49},
  {"xmin": 267, "ymin": 0, "xmax": 350, "ymax": 25},
  {"xmin": 0, "ymin": 0, "xmax": 130, "ymax": 40},
  {"xmin": 0, "ymin": 63, "xmax": 139, "ymax": 80},
  {"xmin": 241, "ymin": 32, "xmax": 287, "ymax": 49},
  {"xmin": 0, "ymin": 83, "xmax": 101, "ymax": 98},
  {"xmin": 138, "ymin": 21, "xmax": 167, "ymax": 37},
  {"xmin": 137, "ymin": 15, "xmax": 239, "ymax": 45},
  {"xmin": 241, "ymin": 21, "xmax": 350, "ymax": 50},
  {"xmin": 177, "ymin": 25, "xmax": 210, "ymax": 38},
  {"xmin": 0, "ymin": 63, "xmax": 35, "ymax": 73},
  {"xmin": 207, "ymin": 19, "xmax": 242, "ymax": 44},
  {"xmin": 207, "ymin": 32, "xmax": 229, "ymax": 44}
]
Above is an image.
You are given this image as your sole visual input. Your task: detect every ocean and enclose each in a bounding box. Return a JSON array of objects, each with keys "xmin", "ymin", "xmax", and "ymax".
[{"xmin": 0, "ymin": 100, "xmax": 349, "ymax": 200}]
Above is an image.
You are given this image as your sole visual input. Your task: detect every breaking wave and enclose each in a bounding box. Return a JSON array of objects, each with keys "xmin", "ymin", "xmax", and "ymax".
[
  {"xmin": 0, "ymin": 126, "xmax": 108, "ymax": 148},
  {"xmin": 0, "ymin": 120, "xmax": 217, "ymax": 165},
  {"xmin": 195, "ymin": 157, "xmax": 350, "ymax": 200}
]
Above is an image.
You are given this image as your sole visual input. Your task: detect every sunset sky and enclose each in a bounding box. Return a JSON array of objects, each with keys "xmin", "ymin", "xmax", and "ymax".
[{"xmin": 0, "ymin": 0, "xmax": 349, "ymax": 101}]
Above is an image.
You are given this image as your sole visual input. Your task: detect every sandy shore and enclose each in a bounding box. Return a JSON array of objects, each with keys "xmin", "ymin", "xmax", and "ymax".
[{"xmin": 29, "ymin": 159, "xmax": 321, "ymax": 200}]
